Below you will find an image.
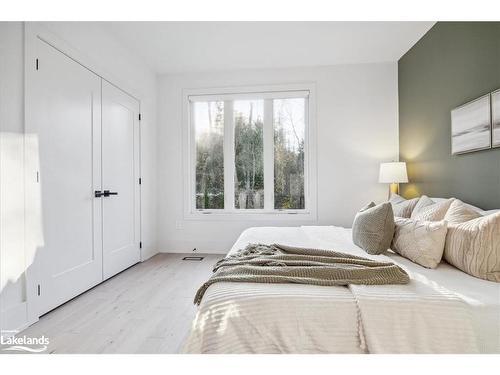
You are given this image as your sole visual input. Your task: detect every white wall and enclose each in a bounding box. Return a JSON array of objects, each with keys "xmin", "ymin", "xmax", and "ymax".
[
  {"xmin": 157, "ymin": 63, "xmax": 399, "ymax": 254},
  {"xmin": 0, "ymin": 21, "xmax": 158, "ymax": 334}
]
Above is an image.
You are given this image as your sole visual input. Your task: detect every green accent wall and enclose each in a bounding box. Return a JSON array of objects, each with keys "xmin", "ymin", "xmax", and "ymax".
[{"xmin": 399, "ymin": 22, "xmax": 500, "ymax": 209}]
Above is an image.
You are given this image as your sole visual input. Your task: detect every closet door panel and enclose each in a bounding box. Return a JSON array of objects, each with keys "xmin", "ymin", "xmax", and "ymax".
[
  {"xmin": 28, "ymin": 39, "xmax": 103, "ymax": 315},
  {"xmin": 101, "ymin": 81, "xmax": 140, "ymax": 279}
]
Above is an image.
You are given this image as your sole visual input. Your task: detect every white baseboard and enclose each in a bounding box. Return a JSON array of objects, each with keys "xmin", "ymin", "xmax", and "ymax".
[
  {"xmin": 157, "ymin": 238, "xmax": 232, "ymax": 255},
  {"xmin": 159, "ymin": 248, "xmax": 228, "ymax": 255},
  {"xmin": 141, "ymin": 247, "xmax": 159, "ymax": 262}
]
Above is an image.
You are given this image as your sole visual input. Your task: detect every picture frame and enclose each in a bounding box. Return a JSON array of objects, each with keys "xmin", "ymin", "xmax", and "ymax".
[
  {"xmin": 491, "ymin": 89, "xmax": 500, "ymax": 148},
  {"xmin": 451, "ymin": 94, "xmax": 492, "ymax": 155}
]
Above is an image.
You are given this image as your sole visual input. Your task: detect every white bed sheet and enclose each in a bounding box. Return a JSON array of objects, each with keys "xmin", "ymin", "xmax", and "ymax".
[{"xmin": 183, "ymin": 226, "xmax": 500, "ymax": 354}]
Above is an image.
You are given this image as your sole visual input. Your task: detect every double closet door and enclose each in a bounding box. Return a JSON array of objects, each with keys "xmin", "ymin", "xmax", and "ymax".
[{"xmin": 28, "ymin": 38, "xmax": 141, "ymax": 316}]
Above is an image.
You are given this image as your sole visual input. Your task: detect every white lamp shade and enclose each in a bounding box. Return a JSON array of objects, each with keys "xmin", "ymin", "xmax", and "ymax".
[{"xmin": 379, "ymin": 162, "xmax": 408, "ymax": 183}]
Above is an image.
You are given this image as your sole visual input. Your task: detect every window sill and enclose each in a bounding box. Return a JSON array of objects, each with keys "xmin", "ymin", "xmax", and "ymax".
[{"xmin": 184, "ymin": 210, "xmax": 317, "ymax": 222}]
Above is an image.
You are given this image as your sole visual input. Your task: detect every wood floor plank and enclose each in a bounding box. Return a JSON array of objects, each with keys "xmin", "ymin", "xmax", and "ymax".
[{"xmin": 9, "ymin": 253, "xmax": 222, "ymax": 354}]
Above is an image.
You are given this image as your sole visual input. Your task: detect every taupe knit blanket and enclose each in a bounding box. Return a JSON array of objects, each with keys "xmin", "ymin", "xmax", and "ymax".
[{"xmin": 194, "ymin": 243, "xmax": 409, "ymax": 305}]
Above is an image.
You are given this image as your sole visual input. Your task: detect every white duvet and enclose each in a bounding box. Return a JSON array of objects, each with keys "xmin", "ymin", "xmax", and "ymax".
[{"xmin": 183, "ymin": 226, "xmax": 500, "ymax": 354}]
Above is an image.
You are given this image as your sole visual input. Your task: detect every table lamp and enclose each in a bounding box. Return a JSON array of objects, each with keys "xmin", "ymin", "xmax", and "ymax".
[{"xmin": 379, "ymin": 162, "xmax": 408, "ymax": 198}]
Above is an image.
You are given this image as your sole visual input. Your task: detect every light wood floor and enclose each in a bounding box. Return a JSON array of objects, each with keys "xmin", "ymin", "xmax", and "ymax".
[{"xmin": 17, "ymin": 253, "xmax": 222, "ymax": 354}]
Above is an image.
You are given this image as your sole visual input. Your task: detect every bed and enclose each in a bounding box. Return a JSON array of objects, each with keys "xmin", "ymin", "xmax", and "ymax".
[{"xmin": 183, "ymin": 225, "xmax": 500, "ymax": 354}]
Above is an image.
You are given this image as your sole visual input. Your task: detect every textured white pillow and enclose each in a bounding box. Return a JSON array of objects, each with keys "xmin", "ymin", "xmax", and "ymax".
[
  {"xmin": 444, "ymin": 212, "xmax": 500, "ymax": 282},
  {"xmin": 412, "ymin": 198, "xmax": 454, "ymax": 222},
  {"xmin": 389, "ymin": 194, "xmax": 420, "ymax": 218},
  {"xmin": 410, "ymin": 195, "xmax": 435, "ymax": 218},
  {"xmin": 391, "ymin": 217, "xmax": 448, "ymax": 269},
  {"xmin": 444, "ymin": 199, "xmax": 482, "ymax": 224},
  {"xmin": 482, "ymin": 209, "xmax": 500, "ymax": 216},
  {"xmin": 431, "ymin": 197, "xmax": 486, "ymax": 213},
  {"xmin": 430, "ymin": 197, "xmax": 448, "ymax": 203}
]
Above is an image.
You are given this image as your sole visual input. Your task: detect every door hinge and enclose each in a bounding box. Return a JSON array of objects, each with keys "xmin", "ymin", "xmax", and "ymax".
[
  {"xmin": 138, "ymin": 113, "xmax": 142, "ymax": 121},
  {"xmin": 35, "ymin": 58, "xmax": 39, "ymax": 70},
  {"xmin": 139, "ymin": 177, "xmax": 142, "ymax": 185},
  {"xmin": 139, "ymin": 241, "xmax": 142, "ymax": 249},
  {"xmin": 37, "ymin": 284, "xmax": 41, "ymax": 296}
]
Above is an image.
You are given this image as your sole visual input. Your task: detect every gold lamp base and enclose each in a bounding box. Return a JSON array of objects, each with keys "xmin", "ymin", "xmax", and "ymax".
[{"xmin": 388, "ymin": 183, "xmax": 399, "ymax": 199}]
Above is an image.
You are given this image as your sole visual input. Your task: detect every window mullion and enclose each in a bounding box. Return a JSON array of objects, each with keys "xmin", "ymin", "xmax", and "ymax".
[
  {"xmin": 263, "ymin": 99, "xmax": 274, "ymax": 211},
  {"xmin": 190, "ymin": 101, "xmax": 196, "ymax": 212},
  {"xmin": 303, "ymin": 97, "xmax": 310, "ymax": 211},
  {"xmin": 223, "ymin": 100, "xmax": 235, "ymax": 211}
]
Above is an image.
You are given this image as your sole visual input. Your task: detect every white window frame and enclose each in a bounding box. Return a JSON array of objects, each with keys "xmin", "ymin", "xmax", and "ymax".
[{"xmin": 182, "ymin": 83, "xmax": 317, "ymax": 221}]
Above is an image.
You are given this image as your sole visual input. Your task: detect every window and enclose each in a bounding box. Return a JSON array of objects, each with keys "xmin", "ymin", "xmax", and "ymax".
[
  {"xmin": 234, "ymin": 100, "xmax": 264, "ymax": 209},
  {"xmin": 194, "ymin": 101, "xmax": 225, "ymax": 209},
  {"xmin": 187, "ymin": 85, "xmax": 315, "ymax": 217},
  {"xmin": 273, "ymin": 98, "xmax": 306, "ymax": 210}
]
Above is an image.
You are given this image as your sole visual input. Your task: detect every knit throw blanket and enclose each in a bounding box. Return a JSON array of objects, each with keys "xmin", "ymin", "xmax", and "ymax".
[{"xmin": 194, "ymin": 243, "xmax": 409, "ymax": 305}]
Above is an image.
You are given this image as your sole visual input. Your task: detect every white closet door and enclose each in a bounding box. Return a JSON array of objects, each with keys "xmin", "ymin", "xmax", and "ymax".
[
  {"xmin": 101, "ymin": 81, "xmax": 141, "ymax": 280},
  {"xmin": 28, "ymin": 39, "xmax": 103, "ymax": 315}
]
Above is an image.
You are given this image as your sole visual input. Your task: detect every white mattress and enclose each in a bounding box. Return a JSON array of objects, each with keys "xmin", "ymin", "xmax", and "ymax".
[{"xmin": 183, "ymin": 226, "xmax": 500, "ymax": 354}]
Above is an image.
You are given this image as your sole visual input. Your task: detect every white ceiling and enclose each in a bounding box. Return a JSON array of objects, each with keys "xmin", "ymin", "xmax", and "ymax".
[{"xmin": 103, "ymin": 22, "xmax": 434, "ymax": 74}]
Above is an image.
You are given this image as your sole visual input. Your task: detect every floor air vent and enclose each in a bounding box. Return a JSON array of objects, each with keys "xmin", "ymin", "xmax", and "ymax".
[{"xmin": 182, "ymin": 256, "xmax": 204, "ymax": 261}]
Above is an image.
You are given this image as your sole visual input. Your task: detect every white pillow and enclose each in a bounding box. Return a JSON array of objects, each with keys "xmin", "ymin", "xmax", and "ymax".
[
  {"xmin": 410, "ymin": 195, "xmax": 435, "ymax": 218},
  {"xmin": 412, "ymin": 198, "xmax": 454, "ymax": 222},
  {"xmin": 482, "ymin": 209, "xmax": 500, "ymax": 216},
  {"xmin": 444, "ymin": 199, "xmax": 482, "ymax": 224},
  {"xmin": 444, "ymin": 212, "xmax": 500, "ymax": 282},
  {"xmin": 430, "ymin": 196, "xmax": 500, "ymax": 216},
  {"xmin": 430, "ymin": 197, "xmax": 448, "ymax": 203},
  {"xmin": 431, "ymin": 197, "xmax": 485, "ymax": 213},
  {"xmin": 391, "ymin": 217, "xmax": 448, "ymax": 269},
  {"xmin": 389, "ymin": 194, "xmax": 420, "ymax": 218}
]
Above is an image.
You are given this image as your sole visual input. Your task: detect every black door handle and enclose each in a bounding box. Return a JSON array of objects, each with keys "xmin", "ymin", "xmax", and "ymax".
[
  {"xmin": 95, "ymin": 190, "xmax": 103, "ymax": 198},
  {"xmin": 103, "ymin": 190, "xmax": 118, "ymax": 197}
]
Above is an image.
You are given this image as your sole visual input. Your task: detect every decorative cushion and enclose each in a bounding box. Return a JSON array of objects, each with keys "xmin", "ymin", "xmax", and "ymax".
[
  {"xmin": 410, "ymin": 195, "xmax": 435, "ymax": 218},
  {"xmin": 432, "ymin": 197, "xmax": 488, "ymax": 214},
  {"xmin": 430, "ymin": 197, "xmax": 448, "ymax": 203},
  {"xmin": 352, "ymin": 202, "xmax": 395, "ymax": 255},
  {"xmin": 389, "ymin": 194, "xmax": 406, "ymax": 204},
  {"xmin": 389, "ymin": 194, "xmax": 420, "ymax": 218},
  {"xmin": 444, "ymin": 212, "xmax": 500, "ymax": 282},
  {"xmin": 431, "ymin": 197, "xmax": 500, "ymax": 216},
  {"xmin": 391, "ymin": 218, "xmax": 448, "ymax": 269},
  {"xmin": 412, "ymin": 198, "xmax": 454, "ymax": 222},
  {"xmin": 444, "ymin": 199, "xmax": 482, "ymax": 224},
  {"xmin": 482, "ymin": 209, "xmax": 500, "ymax": 216}
]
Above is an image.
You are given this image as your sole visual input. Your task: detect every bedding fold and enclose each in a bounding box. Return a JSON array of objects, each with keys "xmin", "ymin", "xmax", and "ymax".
[
  {"xmin": 349, "ymin": 280, "xmax": 480, "ymax": 353},
  {"xmin": 194, "ymin": 243, "xmax": 409, "ymax": 305}
]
